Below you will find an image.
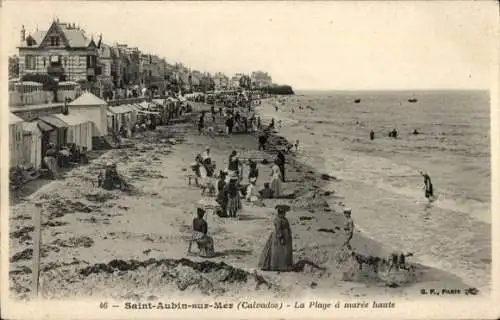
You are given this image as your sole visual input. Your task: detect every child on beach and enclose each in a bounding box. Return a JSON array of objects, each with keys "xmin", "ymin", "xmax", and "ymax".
[
  {"xmin": 245, "ymin": 178, "xmax": 262, "ymax": 204},
  {"xmin": 343, "ymin": 208, "xmax": 354, "ymax": 250},
  {"xmin": 259, "ymin": 183, "xmax": 274, "ymax": 199}
]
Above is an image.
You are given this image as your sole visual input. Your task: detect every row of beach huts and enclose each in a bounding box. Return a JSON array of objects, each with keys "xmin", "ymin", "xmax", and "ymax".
[{"xmin": 8, "ymin": 91, "xmax": 190, "ymax": 173}]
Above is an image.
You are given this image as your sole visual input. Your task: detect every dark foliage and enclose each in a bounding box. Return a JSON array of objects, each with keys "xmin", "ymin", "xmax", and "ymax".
[{"xmin": 261, "ymin": 85, "xmax": 294, "ymax": 95}]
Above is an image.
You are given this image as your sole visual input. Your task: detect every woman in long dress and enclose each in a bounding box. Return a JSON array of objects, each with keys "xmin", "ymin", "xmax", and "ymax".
[
  {"xmin": 270, "ymin": 160, "xmax": 282, "ymax": 198},
  {"xmin": 215, "ymin": 171, "xmax": 228, "ymax": 217},
  {"xmin": 225, "ymin": 176, "xmax": 241, "ymax": 217},
  {"xmin": 258, "ymin": 205, "xmax": 294, "ymax": 271}
]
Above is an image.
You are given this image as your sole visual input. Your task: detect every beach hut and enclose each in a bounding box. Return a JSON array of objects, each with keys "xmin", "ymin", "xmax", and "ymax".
[
  {"xmin": 68, "ymin": 92, "xmax": 108, "ymax": 136},
  {"xmin": 22, "ymin": 121, "xmax": 43, "ymax": 170},
  {"xmin": 9, "ymin": 113, "xmax": 25, "ymax": 168},
  {"xmin": 53, "ymin": 113, "xmax": 93, "ymax": 151},
  {"xmin": 107, "ymin": 105, "xmax": 135, "ymax": 133},
  {"xmin": 38, "ymin": 115, "xmax": 69, "ymax": 148}
]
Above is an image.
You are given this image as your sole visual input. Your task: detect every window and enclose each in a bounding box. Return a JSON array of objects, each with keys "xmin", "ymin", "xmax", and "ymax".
[
  {"xmin": 49, "ymin": 36, "xmax": 61, "ymax": 46},
  {"xmin": 50, "ymin": 55, "xmax": 60, "ymax": 65},
  {"xmin": 25, "ymin": 55, "xmax": 36, "ymax": 70},
  {"xmin": 87, "ymin": 55, "xmax": 96, "ymax": 68}
]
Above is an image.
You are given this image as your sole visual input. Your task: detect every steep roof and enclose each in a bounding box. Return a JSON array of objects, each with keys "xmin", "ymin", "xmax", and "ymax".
[
  {"xmin": 22, "ymin": 31, "xmax": 45, "ymax": 47},
  {"xmin": 69, "ymin": 92, "xmax": 107, "ymax": 106},
  {"xmin": 20, "ymin": 21, "xmax": 93, "ymax": 48},
  {"xmin": 62, "ymin": 27, "xmax": 91, "ymax": 47}
]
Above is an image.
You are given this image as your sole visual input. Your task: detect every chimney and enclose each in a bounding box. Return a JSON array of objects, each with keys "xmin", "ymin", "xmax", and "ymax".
[{"xmin": 21, "ymin": 25, "xmax": 26, "ymax": 42}]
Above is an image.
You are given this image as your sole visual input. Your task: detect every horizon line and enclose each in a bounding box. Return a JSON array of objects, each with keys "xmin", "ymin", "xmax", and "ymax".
[{"xmin": 293, "ymin": 88, "xmax": 490, "ymax": 92}]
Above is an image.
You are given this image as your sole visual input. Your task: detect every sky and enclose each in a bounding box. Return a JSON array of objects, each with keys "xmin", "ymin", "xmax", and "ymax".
[{"xmin": 2, "ymin": 1, "xmax": 498, "ymax": 90}]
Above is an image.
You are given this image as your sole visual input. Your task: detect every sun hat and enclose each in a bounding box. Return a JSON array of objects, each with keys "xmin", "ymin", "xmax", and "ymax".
[{"xmin": 344, "ymin": 208, "xmax": 352, "ymax": 214}]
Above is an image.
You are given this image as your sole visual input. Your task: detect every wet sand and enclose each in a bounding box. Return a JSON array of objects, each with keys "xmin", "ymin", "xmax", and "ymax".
[{"xmin": 8, "ymin": 102, "xmax": 471, "ymax": 301}]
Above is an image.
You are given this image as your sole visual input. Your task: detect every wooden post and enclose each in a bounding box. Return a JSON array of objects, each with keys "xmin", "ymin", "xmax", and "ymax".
[{"xmin": 32, "ymin": 202, "xmax": 42, "ymax": 299}]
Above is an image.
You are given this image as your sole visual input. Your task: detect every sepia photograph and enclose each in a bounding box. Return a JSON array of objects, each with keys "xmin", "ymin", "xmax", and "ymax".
[{"xmin": 1, "ymin": 1, "xmax": 498, "ymax": 319}]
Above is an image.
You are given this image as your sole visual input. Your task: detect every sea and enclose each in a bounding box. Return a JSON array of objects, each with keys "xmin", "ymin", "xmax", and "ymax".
[{"xmin": 256, "ymin": 90, "xmax": 491, "ymax": 291}]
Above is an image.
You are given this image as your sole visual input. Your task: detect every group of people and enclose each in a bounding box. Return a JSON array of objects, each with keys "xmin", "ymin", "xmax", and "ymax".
[
  {"xmin": 188, "ymin": 138, "xmax": 291, "ymax": 263},
  {"xmin": 43, "ymin": 142, "xmax": 89, "ymax": 179},
  {"xmin": 369, "ymin": 128, "xmax": 420, "ymax": 140},
  {"xmin": 224, "ymin": 111, "xmax": 261, "ymax": 135}
]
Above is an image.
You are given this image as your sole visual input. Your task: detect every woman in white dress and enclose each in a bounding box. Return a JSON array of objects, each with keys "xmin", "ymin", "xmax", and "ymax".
[{"xmin": 270, "ymin": 160, "xmax": 282, "ymax": 198}]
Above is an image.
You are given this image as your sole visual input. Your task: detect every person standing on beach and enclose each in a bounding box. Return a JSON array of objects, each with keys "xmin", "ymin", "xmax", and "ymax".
[
  {"xmin": 224, "ymin": 174, "xmax": 241, "ymax": 218},
  {"xmin": 248, "ymin": 160, "xmax": 259, "ymax": 183},
  {"xmin": 258, "ymin": 205, "xmax": 294, "ymax": 271},
  {"xmin": 420, "ymin": 171, "xmax": 434, "ymax": 201},
  {"xmin": 370, "ymin": 130, "xmax": 375, "ymax": 140},
  {"xmin": 215, "ymin": 171, "xmax": 228, "ymax": 217},
  {"xmin": 228, "ymin": 151, "xmax": 240, "ymax": 180},
  {"xmin": 343, "ymin": 208, "xmax": 354, "ymax": 250},
  {"xmin": 44, "ymin": 143, "xmax": 59, "ymax": 179},
  {"xmin": 225, "ymin": 117, "xmax": 234, "ymax": 135},
  {"xmin": 276, "ymin": 150, "xmax": 286, "ymax": 182},
  {"xmin": 198, "ymin": 112, "xmax": 205, "ymax": 135},
  {"xmin": 270, "ymin": 160, "xmax": 283, "ymax": 198}
]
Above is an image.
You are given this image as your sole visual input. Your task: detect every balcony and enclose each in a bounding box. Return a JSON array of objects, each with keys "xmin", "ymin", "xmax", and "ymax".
[{"xmin": 47, "ymin": 65, "xmax": 65, "ymax": 76}]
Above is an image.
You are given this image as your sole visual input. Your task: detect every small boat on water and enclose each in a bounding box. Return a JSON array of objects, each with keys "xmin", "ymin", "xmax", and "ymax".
[
  {"xmin": 354, "ymin": 99, "xmax": 361, "ymax": 103},
  {"xmin": 408, "ymin": 98, "xmax": 418, "ymax": 103}
]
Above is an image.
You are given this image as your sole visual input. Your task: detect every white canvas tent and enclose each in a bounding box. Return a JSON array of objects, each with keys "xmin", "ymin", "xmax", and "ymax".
[
  {"xmin": 22, "ymin": 121, "xmax": 43, "ymax": 170},
  {"xmin": 108, "ymin": 105, "xmax": 135, "ymax": 132},
  {"xmin": 68, "ymin": 92, "xmax": 108, "ymax": 136},
  {"xmin": 9, "ymin": 113, "xmax": 25, "ymax": 168},
  {"xmin": 53, "ymin": 113, "xmax": 93, "ymax": 151}
]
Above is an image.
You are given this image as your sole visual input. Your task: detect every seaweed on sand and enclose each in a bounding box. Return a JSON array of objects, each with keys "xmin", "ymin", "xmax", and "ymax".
[{"xmin": 79, "ymin": 258, "xmax": 272, "ymax": 293}]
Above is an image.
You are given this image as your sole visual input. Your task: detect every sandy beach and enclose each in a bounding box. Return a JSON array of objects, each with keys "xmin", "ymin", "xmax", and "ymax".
[{"xmin": 9, "ymin": 101, "xmax": 474, "ymax": 301}]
